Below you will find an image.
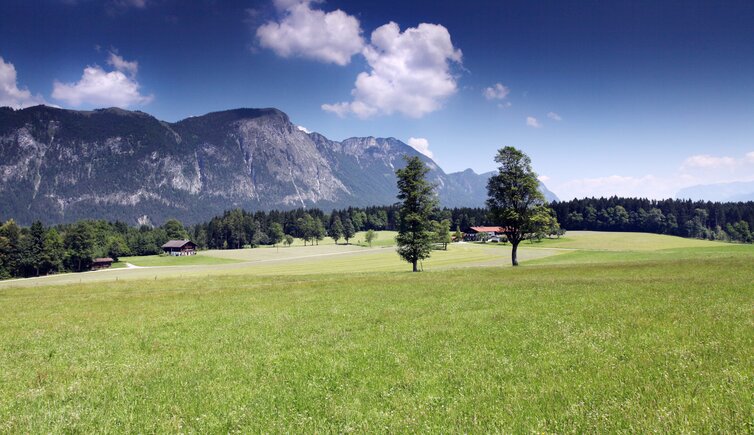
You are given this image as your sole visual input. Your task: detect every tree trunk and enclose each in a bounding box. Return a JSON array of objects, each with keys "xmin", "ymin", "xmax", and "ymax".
[
  {"xmin": 511, "ymin": 241, "xmax": 519, "ymax": 266},
  {"xmin": 413, "ymin": 260, "xmax": 418, "ymax": 272}
]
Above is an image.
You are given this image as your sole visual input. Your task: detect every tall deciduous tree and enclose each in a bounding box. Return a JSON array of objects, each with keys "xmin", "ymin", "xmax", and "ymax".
[
  {"xmin": 395, "ymin": 156, "xmax": 436, "ymax": 272},
  {"xmin": 163, "ymin": 218, "xmax": 188, "ymax": 240},
  {"xmin": 64, "ymin": 222, "xmax": 95, "ymax": 272},
  {"xmin": 268, "ymin": 222, "xmax": 284, "ymax": 247},
  {"xmin": 486, "ymin": 146, "xmax": 547, "ymax": 266}
]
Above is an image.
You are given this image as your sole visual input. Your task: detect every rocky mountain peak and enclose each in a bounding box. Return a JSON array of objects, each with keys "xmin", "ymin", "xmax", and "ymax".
[{"xmin": 0, "ymin": 105, "xmax": 557, "ymax": 225}]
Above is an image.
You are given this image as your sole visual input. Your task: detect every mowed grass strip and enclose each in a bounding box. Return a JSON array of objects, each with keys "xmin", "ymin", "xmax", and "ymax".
[
  {"xmin": 120, "ymin": 253, "xmax": 243, "ymax": 267},
  {"xmin": 529, "ymin": 230, "xmax": 728, "ymax": 251},
  {"xmin": 0, "ymin": 252, "xmax": 752, "ymax": 432}
]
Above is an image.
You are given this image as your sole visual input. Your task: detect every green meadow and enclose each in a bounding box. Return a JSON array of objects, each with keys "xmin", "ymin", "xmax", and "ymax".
[{"xmin": 0, "ymin": 232, "xmax": 752, "ymax": 432}]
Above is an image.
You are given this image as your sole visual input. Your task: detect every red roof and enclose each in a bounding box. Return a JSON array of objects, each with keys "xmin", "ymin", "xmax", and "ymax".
[{"xmin": 470, "ymin": 226, "xmax": 506, "ymax": 233}]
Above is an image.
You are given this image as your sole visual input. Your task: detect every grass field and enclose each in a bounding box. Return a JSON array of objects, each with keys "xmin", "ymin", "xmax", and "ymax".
[
  {"xmin": 118, "ymin": 253, "xmax": 243, "ymax": 267},
  {"xmin": 527, "ymin": 230, "xmax": 729, "ymax": 251},
  {"xmin": 0, "ymin": 231, "xmax": 752, "ymax": 431}
]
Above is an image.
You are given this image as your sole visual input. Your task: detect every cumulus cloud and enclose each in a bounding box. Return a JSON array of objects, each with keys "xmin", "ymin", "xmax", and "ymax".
[
  {"xmin": 52, "ymin": 54, "xmax": 153, "ymax": 108},
  {"xmin": 538, "ymin": 175, "xmax": 550, "ymax": 183},
  {"xmin": 256, "ymin": 0, "xmax": 364, "ymax": 66},
  {"xmin": 676, "ymin": 151, "xmax": 754, "ymax": 187},
  {"xmin": 483, "ymin": 83, "xmax": 510, "ymax": 100},
  {"xmin": 107, "ymin": 52, "xmax": 139, "ymax": 76},
  {"xmin": 681, "ymin": 154, "xmax": 738, "ymax": 170},
  {"xmin": 526, "ymin": 116, "xmax": 542, "ymax": 128},
  {"xmin": 296, "ymin": 125, "xmax": 311, "ymax": 134},
  {"xmin": 0, "ymin": 57, "xmax": 48, "ymax": 108},
  {"xmin": 323, "ymin": 22, "xmax": 462, "ymax": 118},
  {"xmin": 408, "ymin": 137, "xmax": 433, "ymax": 158},
  {"xmin": 547, "ymin": 111, "xmax": 562, "ymax": 121}
]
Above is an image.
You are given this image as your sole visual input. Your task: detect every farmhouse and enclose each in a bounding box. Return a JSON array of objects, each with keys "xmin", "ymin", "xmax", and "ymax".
[
  {"xmin": 91, "ymin": 257, "xmax": 114, "ymax": 270},
  {"xmin": 467, "ymin": 226, "xmax": 509, "ymax": 242},
  {"xmin": 161, "ymin": 240, "xmax": 197, "ymax": 256}
]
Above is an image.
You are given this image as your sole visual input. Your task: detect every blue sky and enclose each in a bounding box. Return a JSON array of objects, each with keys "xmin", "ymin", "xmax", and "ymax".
[{"xmin": 1, "ymin": 0, "xmax": 753, "ymax": 200}]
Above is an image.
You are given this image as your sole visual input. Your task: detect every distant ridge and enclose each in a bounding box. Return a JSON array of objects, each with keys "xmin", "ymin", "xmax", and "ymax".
[
  {"xmin": 676, "ymin": 181, "xmax": 754, "ymax": 202},
  {"xmin": 0, "ymin": 105, "xmax": 557, "ymax": 225}
]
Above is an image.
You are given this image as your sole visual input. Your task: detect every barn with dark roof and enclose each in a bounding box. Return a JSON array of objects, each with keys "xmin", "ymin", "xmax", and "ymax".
[{"xmin": 161, "ymin": 240, "xmax": 197, "ymax": 256}]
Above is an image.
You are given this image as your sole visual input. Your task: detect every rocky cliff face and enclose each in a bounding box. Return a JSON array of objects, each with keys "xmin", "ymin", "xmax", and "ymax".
[{"xmin": 0, "ymin": 105, "xmax": 556, "ymax": 225}]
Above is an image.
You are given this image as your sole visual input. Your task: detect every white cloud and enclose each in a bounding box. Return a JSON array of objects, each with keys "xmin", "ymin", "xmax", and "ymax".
[
  {"xmin": 537, "ymin": 175, "xmax": 550, "ymax": 183},
  {"xmin": 483, "ymin": 83, "xmax": 510, "ymax": 100},
  {"xmin": 555, "ymin": 151, "xmax": 754, "ymax": 200},
  {"xmin": 681, "ymin": 154, "xmax": 738, "ymax": 170},
  {"xmin": 407, "ymin": 137, "xmax": 433, "ymax": 158},
  {"xmin": 52, "ymin": 54, "xmax": 153, "ymax": 108},
  {"xmin": 107, "ymin": 52, "xmax": 138, "ymax": 77},
  {"xmin": 547, "ymin": 111, "xmax": 562, "ymax": 121},
  {"xmin": 296, "ymin": 125, "xmax": 311, "ymax": 134},
  {"xmin": 0, "ymin": 57, "xmax": 48, "ymax": 109},
  {"xmin": 526, "ymin": 116, "xmax": 542, "ymax": 128},
  {"xmin": 323, "ymin": 22, "xmax": 462, "ymax": 118},
  {"xmin": 256, "ymin": 0, "xmax": 364, "ymax": 66}
]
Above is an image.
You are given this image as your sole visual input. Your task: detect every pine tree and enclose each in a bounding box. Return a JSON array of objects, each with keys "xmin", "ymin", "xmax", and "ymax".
[
  {"xmin": 343, "ymin": 217, "xmax": 355, "ymax": 244},
  {"xmin": 329, "ymin": 215, "xmax": 344, "ymax": 244},
  {"xmin": 395, "ymin": 156, "xmax": 436, "ymax": 272}
]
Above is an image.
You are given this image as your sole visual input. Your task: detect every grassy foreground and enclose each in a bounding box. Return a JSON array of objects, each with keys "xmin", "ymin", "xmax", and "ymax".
[{"xmin": 1, "ymin": 235, "xmax": 753, "ymax": 432}]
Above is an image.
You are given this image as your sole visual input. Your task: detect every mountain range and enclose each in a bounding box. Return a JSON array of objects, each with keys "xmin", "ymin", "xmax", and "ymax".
[
  {"xmin": 676, "ymin": 181, "xmax": 754, "ymax": 203},
  {"xmin": 0, "ymin": 105, "xmax": 557, "ymax": 225}
]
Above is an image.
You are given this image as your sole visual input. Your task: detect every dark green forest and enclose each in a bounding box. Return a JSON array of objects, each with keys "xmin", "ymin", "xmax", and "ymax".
[{"xmin": 1, "ymin": 197, "xmax": 752, "ymax": 279}]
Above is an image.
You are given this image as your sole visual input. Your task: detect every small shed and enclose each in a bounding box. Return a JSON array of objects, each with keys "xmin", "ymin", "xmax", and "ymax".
[
  {"xmin": 161, "ymin": 240, "xmax": 197, "ymax": 256},
  {"xmin": 92, "ymin": 257, "xmax": 114, "ymax": 270}
]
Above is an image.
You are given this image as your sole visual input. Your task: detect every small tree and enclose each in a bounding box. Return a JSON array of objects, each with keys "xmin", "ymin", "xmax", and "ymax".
[
  {"xmin": 365, "ymin": 229, "xmax": 377, "ymax": 247},
  {"xmin": 297, "ymin": 215, "xmax": 316, "ymax": 246},
  {"xmin": 314, "ymin": 218, "xmax": 326, "ymax": 245},
  {"xmin": 268, "ymin": 222, "xmax": 284, "ymax": 247},
  {"xmin": 329, "ymin": 215, "xmax": 344, "ymax": 244},
  {"xmin": 454, "ymin": 225, "xmax": 463, "ymax": 243},
  {"xmin": 343, "ymin": 217, "xmax": 355, "ymax": 244},
  {"xmin": 284, "ymin": 234, "xmax": 294, "ymax": 247},
  {"xmin": 486, "ymin": 146, "xmax": 547, "ymax": 266},
  {"xmin": 395, "ymin": 156, "xmax": 436, "ymax": 272},
  {"xmin": 434, "ymin": 219, "xmax": 451, "ymax": 250}
]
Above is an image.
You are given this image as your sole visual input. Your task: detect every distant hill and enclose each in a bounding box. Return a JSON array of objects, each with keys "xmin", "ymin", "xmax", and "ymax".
[
  {"xmin": 0, "ymin": 105, "xmax": 557, "ymax": 225},
  {"xmin": 676, "ymin": 181, "xmax": 754, "ymax": 202}
]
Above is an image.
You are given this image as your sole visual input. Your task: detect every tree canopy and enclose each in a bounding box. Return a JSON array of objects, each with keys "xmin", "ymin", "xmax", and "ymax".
[{"xmin": 486, "ymin": 146, "xmax": 547, "ymax": 266}]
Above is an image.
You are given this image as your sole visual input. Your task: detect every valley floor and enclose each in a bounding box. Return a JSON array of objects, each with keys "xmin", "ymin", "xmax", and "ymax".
[{"xmin": 0, "ymin": 232, "xmax": 752, "ymax": 431}]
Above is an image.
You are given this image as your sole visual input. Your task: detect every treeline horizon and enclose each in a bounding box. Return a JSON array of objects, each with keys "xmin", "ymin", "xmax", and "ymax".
[{"xmin": 1, "ymin": 196, "xmax": 752, "ymax": 279}]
